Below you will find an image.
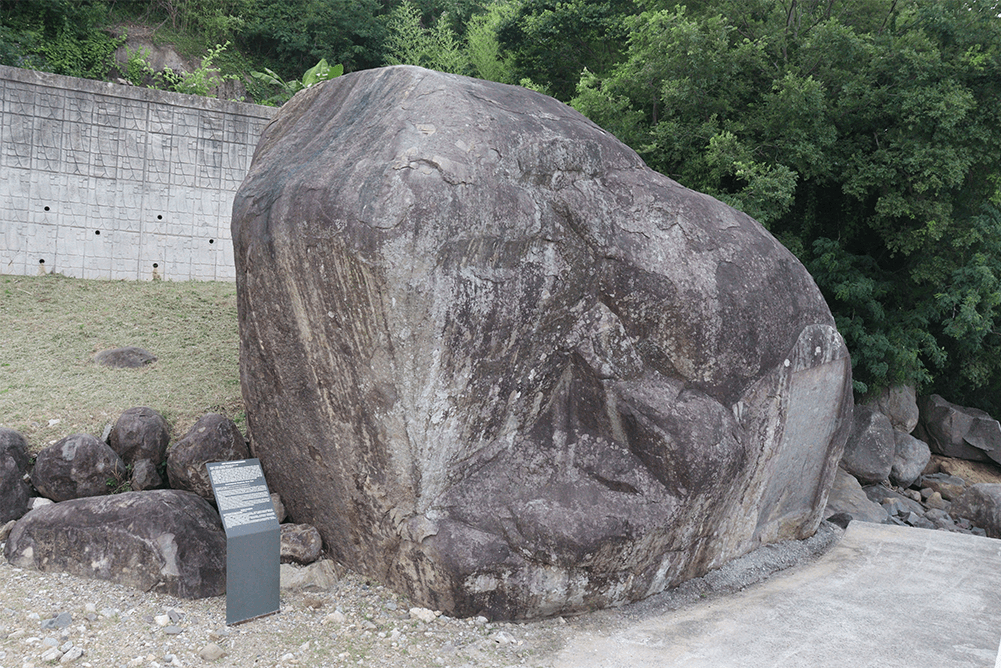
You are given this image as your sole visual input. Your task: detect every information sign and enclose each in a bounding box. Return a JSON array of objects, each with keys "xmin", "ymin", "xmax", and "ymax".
[{"xmin": 206, "ymin": 459, "xmax": 280, "ymax": 625}]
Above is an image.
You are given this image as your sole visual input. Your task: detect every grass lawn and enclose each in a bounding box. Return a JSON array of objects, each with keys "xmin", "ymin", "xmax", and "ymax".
[{"xmin": 0, "ymin": 274, "xmax": 244, "ymax": 452}]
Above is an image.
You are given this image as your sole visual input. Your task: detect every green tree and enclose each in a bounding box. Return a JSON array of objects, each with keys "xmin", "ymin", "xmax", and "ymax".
[
  {"xmin": 383, "ymin": 0, "xmax": 470, "ymax": 75},
  {"xmin": 573, "ymin": 0, "xmax": 1001, "ymax": 414},
  {"xmin": 496, "ymin": 0, "xmax": 636, "ymax": 101}
]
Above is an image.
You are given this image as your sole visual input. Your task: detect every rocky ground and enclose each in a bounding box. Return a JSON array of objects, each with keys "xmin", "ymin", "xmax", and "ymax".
[{"xmin": 0, "ymin": 523, "xmax": 844, "ymax": 668}]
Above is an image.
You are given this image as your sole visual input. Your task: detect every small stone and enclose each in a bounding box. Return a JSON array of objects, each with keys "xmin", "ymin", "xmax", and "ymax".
[
  {"xmin": 60, "ymin": 647, "xmax": 84, "ymax": 664},
  {"xmin": 40, "ymin": 646, "xmax": 62, "ymax": 662},
  {"xmin": 154, "ymin": 614, "xmax": 170, "ymax": 627},
  {"xmin": 59, "ymin": 641, "xmax": 73, "ymax": 652},
  {"xmin": 925, "ymin": 491, "xmax": 947, "ymax": 509},
  {"xmin": 41, "ymin": 613, "xmax": 72, "ymax": 630},
  {"xmin": 490, "ymin": 630, "xmax": 517, "ymax": 644},
  {"xmin": 83, "ymin": 604, "xmax": 96, "ymax": 614},
  {"xmin": 322, "ymin": 611, "xmax": 347, "ymax": 625},
  {"xmin": 167, "ymin": 609, "xmax": 183, "ymax": 624},
  {"xmin": 280, "ymin": 653, "xmax": 295, "ymax": 661},
  {"xmin": 0, "ymin": 519, "xmax": 15, "ymax": 541},
  {"xmin": 163, "ymin": 626, "xmax": 182, "ymax": 635},
  {"xmin": 198, "ymin": 643, "xmax": 226, "ymax": 661},
  {"xmin": 409, "ymin": 607, "xmax": 437, "ymax": 623},
  {"xmin": 299, "ymin": 641, "xmax": 311, "ymax": 651}
]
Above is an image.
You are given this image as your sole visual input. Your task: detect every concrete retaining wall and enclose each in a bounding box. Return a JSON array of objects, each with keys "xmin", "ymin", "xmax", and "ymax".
[{"xmin": 0, "ymin": 64, "xmax": 276, "ymax": 281}]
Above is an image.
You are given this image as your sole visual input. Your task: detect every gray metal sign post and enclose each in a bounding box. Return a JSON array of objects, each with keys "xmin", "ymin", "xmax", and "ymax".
[{"xmin": 206, "ymin": 459, "xmax": 280, "ymax": 625}]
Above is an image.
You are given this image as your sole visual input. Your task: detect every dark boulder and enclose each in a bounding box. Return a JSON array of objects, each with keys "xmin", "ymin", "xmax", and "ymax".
[
  {"xmin": 30, "ymin": 434, "xmax": 127, "ymax": 502},
  {"xmin": 109, "ymin": 407, "xmax": 171, "ymax": 490},
  {"xmin": 918, "ymin": 394, "xmax": 1001, "ymax": 464},
  {"xmin": 0, "ymin": 428, "xmax": 32, "ymax": 522},
  {"xmin": 3, "ymin": 490, "xmax": 225, "ymax": 598},
  {"xmin": 94, "ymin": 346, "xmax": 157, "ymax": 368},
  {"xmin": 166, "ymin": 414, "xmax": 249, "ymax": 502},
  {"xmin": 232, "ymin": 66, "xmax": 853, "ymax": 619}
]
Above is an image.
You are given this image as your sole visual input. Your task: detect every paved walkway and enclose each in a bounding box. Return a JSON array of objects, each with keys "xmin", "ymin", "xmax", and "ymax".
[{"xmin": 553, "ymin": 522, "xmax": 1001, "ymax": 668}]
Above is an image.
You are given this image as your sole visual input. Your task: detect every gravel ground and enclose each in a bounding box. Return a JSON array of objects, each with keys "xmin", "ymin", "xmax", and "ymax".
[{"xmin": 0, "ymin": 523, "xmax": 843, "ymax": 668}]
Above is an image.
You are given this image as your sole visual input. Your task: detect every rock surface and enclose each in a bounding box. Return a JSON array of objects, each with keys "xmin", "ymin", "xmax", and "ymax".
[
  {"xmin": 840, "ymin": 406, "xmax": 895, "ymax": 485},
  {"xmin": 30, "ymin": 433, "xmax": 127, "ymax": 502},
  {"xmin": 3, "ymin": 490, "xmax": 225, "ymax": 598},
  {"xmin": 823, "ymin": 468, "xmax": 888, "ymax": 524},
  {"xmin": 232, "ymin": 66, "xmax": 853, "ymax": 619},
  {"xmin": 0, "ymin": 428, "xmax": 32, "ymax": 522},
  {"xmin": 950, "ymin": 484, "xmax": 1001, "ymax": 538},
  {"xmin": 280, "ymin": 523, "xmax": 323, "ymax": 564},
  {"xmin": 166, "ymin": 414, "xmax": 249, "ymax": 502},
  {"xmin": 890, "ymin": 429, "xmax": 931, "ymax": 489},
  {"xmin": 918, "ymin": 394, "xmax": 1001, "ymax": 464},
  {"xmin": 109, "ymin": 406, "xmax": 171, "ymax": 490},
  {"xmin": 93, "ymin": 346, "xmax": 157, "ymax": 368},
  {"xmin": 864, "ymin": 385, "xmax": 919, "ymax": 433}
]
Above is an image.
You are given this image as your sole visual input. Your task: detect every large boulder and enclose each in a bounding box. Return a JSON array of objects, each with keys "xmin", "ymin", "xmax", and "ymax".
[
  {"xmin": 3, "ymin": 490, "xmax": 225, "ymax": 598},
  {"xmin": 890, "ymin": 429, "xmax": 931, "ymax": 489},
  {"xmin": 30, "ymin": 434, "xmax": 128, "ymax": 502},
  {"xmin": 0, "ymin": 428, "xmax": 32, "ymax": 522},
  {"xmin": 109, "ymin": 407, "xmax": 171, "ymax": 491},
  {"xmin": 166, "ymin": 414, "xmax": 249, "ymax": 502},
  {"xmin": 840, "ymin": 406, "xmax": 895, "ymax": 485},
  {"xmin": 232, "ymin": 66, "xmax": 854, "ymax": 619},
  {"xmin": 918, "ymin": 395, "xmax": 1001, "ymax": 465}
]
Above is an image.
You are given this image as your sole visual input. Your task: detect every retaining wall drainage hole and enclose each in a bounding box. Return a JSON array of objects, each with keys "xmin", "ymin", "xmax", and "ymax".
[
  {"xmin": 209, "ymin": 239, "xmax": 215, "ymax": 244},
  {"xmin": 153, "ymin": 263, "xmax": 159, "ymax": 268},
  {"xmin": 38, "ymin": 259, "xmax": 45, "ymax": 264},
  {"xmin": 157, "ymin": 215, "xmax": 163, "ymax": 220},
  {"xmin": 43, "ymin": 206, "xmax": 50, "ymax": 211},
  {"xmin": 94, "ymin": 230, "xmax": 101, "ymax": 235}
]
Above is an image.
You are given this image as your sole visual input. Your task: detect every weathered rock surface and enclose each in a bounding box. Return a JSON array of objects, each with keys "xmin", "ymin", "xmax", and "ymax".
[
  {"xmin": 824, "ymin": 468, "xmax": 889, "ymax": 524},
  {"xmin": 232, "ymin": 66, "xmax": 853, "ymax": 619},
  {"xmin": 930, "ymin": 455, "xmax": 1001, "ymax": 486},
  {"xmin": 890, "ymin": 429, "xmax": 931, "ymax": 489},
  {"xmin": 918, "ymin": 394, "xmax": 1001, "ymax": 464},
  {"xmin": 280, "ymin": 523, "xmax": 323, "ymax": 564},
  {"xmin": 840, "ymin": 406, "xmax": 895, "ymax": 485},
  {"xmin": 950, "ymin": 484, "xmax": 1001, "ymax": 539},
  {"xmin": 3, "ymin": 490, "xmax": 226, "ymax": 598},
  {"xmin": 919, "ymin": 472, "xmax": 967, "ymax": 501},
  {"xmin": 93, "ymin": 346, "xmax": 157, "ymax": 368},
  {"xmin": 0, "ymin": 428, "xmax": 32, "ymax": 522},
  {"xmin": 109, "ymin": 407, "xmax": 171, "ymax": 490},
  {"xmin": 864, "ymin": 385, "xmax": 919, "ymax": 434},
  {"xmin": 166, "ymin": 414, "xmax": 249, "ymax": 502},
  {"xmin": 30, "ymin": 434, "xmax": 127, "ymax": 502}
]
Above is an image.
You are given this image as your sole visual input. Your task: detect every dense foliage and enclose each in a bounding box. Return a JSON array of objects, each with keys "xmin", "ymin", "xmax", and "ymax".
[{"xmin": 2, "ymin": 0, "xmax": 1000, "ymax": 416}]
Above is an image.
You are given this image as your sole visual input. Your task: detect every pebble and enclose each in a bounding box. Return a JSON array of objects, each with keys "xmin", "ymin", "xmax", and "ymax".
[
  {"xmin": 199, "ymin": 642, "xmax": 226, "ymax": 661},
  {"xmin": 409, "ymin": 607, "xmax": 438, "ymax": 623}
]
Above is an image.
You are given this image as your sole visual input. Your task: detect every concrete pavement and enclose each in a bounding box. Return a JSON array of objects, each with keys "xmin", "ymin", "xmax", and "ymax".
[{"xmin": 553, "ymin": 522, "xmax": 1001, "ymax": 667}]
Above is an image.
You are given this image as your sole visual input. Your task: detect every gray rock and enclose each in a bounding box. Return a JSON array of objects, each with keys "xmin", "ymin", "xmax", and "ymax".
[
  {"xmin": 279, "ymin": 559, "xmax": 339, "ymax": 591},
  {"xmin": 93, "ymin": 346, "xmax": 157, "ymax": 368},
  {"xmin": 40, "ymin": 612, "xmax": 72, "ymax": 630},
  {"xmin": 889, "ymin": 430, "xmax": 931, "ymax": 489},
  {"xmin": 918, "ymin": 394, "xmax": 1001, "ymax": 464},
  {"xmin": 925, "ymin": 491, "xmax": 948, "ymax": 509},
  {"xmin": 30, "ymin": 434, "xmax": 128, "ymax": 502},
  {"xmin": 166, "ymin": 414, "xmax": 248, "ymax": 503},
  {"xmin": 232, "ymin": 66, "xmax": 853, "ymax": 619},
  {"xmin": 919, "ymin": 472, "xmax": 967, "ymax": 501},
  {"xmin": 950, "ymin": 483, "xmax": 1001, "ymax": 538},
  {"xmin": 109, "ymin": 407, "xmax": 171, "ymax": 491},
  {"xmin": 864, "ymin": 385, "xmax": 919, "ymax": 433},
  {"xmin": 198, "ymin": 643, "xmax": 226, "ymax": 661},
  {"xmin": 841, "ymin": 406, "xmax": 895, "ymax": 485},
  {"xmin": 3, "ymin": 490, "xmax": 226, "ymax": 598},
  {"xmin": 280, "ymin": 523, "xmax": 323, "ymax": 564},
  {"xmin": 863, "ymin": 485, "xmax": 926, "ymax": 516},
  {"xmin": 823, "ymin": 468, "xmax": 889, "ymax": 524},
  {"xmin": 0, "ymin": 519, "xmax": 15, "ymax": 541},
  {"xmin": 271, "ymin": 493, "xmax": 286, "ymax": 523},
  {"xmin": 0, "ymin": 428, "xmax": 32, "ymax": 522}
]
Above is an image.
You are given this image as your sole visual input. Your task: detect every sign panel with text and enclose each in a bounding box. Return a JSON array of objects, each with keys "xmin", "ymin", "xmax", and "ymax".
[{"xmin": 206, "ymin": 458, "xmax": 280, "ymax": 625}]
